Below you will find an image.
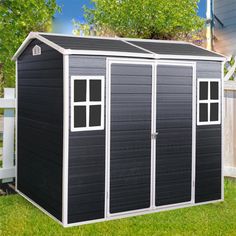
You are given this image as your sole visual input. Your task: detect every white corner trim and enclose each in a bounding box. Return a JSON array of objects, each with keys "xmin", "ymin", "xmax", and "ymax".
[
  {"xmin": 221, "ymin": 62, "xmax": 225, "ymax": 201},
  {"xmin": 192, "ymin": 62, "xmax": 197, "ymax": 203},
  {"xmin": 15, "ymin": 60, "xmax": 18, "ymax": 190},
  {"xmin": 62, "ymin": 54, "xmax": 69, "ymax": 226}
]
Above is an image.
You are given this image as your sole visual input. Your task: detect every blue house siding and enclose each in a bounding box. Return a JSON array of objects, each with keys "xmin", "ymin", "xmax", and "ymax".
[{"xmin": 214, "ymin": 0, "xmax": 236, "ymax": 55}]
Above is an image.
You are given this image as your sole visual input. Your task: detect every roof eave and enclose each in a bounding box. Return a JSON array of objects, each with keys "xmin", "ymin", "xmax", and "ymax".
[
  {"xmin": 12, "ymin": 32, "xmax": 226, "ymax": 62},
  {"xmin": 157, "ymin": 54, "xmax": 226, "ymax": 62},
  {"xmin": 12, "ymin": 32, "xmax": 65, "ymax": 61}
]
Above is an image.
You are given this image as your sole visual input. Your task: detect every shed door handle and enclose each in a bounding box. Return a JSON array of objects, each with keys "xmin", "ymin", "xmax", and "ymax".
[{"xmin": 151, "ymin": 132, "xmax": 159, "ymax": 139}]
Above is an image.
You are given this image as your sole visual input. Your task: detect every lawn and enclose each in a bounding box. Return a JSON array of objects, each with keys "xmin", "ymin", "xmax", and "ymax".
[{"xmin": 0, "ymin": 179, "xmax": 236, "ymax": 236}]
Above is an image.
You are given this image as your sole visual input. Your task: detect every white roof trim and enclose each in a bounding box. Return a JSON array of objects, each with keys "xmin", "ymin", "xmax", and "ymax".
[
  {"xmin": 12, "ymin": 32, "xmax": 226, "ymax": 61},
  {"xmin": 189, "ymin": 42, "xmax": 226, "ymax": 59},
  {"xmin": 12, "ymin": 32, "xmax": 66, "ymax": 61},
  {"xmin": 125, "ymin": 37, "xmax": 190, "ymax": 44},
  {"xmin": 120, "ymin": 39, "xmax": 156, "ymax": 56},
  {"xmin": 68, "ymin": 50, "xmax": 225, "ymax": 61},
  {"xmin": 157, "ymin": 54, "xmax": 226, "ymax": 62}
]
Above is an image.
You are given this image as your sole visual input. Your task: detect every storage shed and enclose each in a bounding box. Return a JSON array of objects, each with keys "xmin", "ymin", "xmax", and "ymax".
[{"xmin": 13, "ymin": 32, "xmax": 225, "ymax": 227}]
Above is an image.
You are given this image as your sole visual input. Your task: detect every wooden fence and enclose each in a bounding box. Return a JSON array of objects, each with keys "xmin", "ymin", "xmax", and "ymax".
[
  {"xmin": 224, "ymin": 81, "xmax": 236, "ymax": 177},
  {"xmin": 0, "ymin": 88, "xmax": 15, "ymax": 183}
]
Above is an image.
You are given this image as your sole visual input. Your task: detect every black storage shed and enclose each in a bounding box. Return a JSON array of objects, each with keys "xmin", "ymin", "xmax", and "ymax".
[{"xmin": 13, "ymin": 32, "xmax": 225, "ymax": 227}]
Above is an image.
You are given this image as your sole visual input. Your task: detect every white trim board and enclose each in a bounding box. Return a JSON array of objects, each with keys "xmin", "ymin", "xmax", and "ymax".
[
  {"xmin": 15, "ymin": 60, "xmax": 18, "ymax": 190},
  {"xmin": 221, "ymin": 62, "xmax": 225, "ymax": 200},
  {"xmin": 105, "ymin": 58, "xmax": 156, "ymax": 218},
  {"xmin": 105, "ymin": 58, "xmax": 155, "ymax": 218},
  {"xmin": 16, "ymin": 189, "xmax": 64, "ymax": 226},
  {"xmin": 66, "ymin": 199, "xmax": 223, "ymax": 228},
  {"xmin": 155, "ymin": 60, "xmax": 196, "ymax": 206},
  {"xmin": 62, "ymin": 54, "xmax": 69, "ymax": 226}
]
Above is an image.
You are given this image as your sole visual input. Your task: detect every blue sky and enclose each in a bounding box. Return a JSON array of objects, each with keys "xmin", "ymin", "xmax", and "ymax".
[{"xmin": 53, "ymin": 0, "xmax": 207, "ymax": 34}]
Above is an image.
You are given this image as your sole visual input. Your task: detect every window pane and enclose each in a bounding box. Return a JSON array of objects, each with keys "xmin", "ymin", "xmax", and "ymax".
[
  {"xmin": 210, "ymin": 82, "xmax": 219, "ymax": 100},
  {"xmin": 74, "ymin": 106, "xmax": 86, "ymax": 127},
  {"xmin": 199, "ymin": 103, "xmax": 208, "ymax": 122},
  {"xmin": 200, "ymin": 82, "xmax": 208, "ymax": 100},
  {"xmin": 210, "ymin": 103, "xmax": 219, "ymax": 121},
  {"xmin": 74, "ymin": 80, "xmax": 86, "ymax": 102},
  {"xmin": 90, "ymin": 80, "xmax": 101, "ymax": 101},
  {"xmin": 89, "ymin": 105, "xmax": 101, "ymax": 127}
]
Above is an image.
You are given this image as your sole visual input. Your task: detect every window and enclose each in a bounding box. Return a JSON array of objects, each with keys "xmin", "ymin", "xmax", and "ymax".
[
  {"xmin": 32, "ymin": 45, "xmax": 41, "ymax": 56},
  {"xmin": 197, "ymin": 79, "xmax": 221, "ymax": 125},
  {"xmin": 71, "ymin": 76, "xmax": 104, "ymax": 131}
]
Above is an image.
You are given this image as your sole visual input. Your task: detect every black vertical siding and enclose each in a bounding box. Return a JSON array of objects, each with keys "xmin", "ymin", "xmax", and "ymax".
[
  {"xmin": 155, "ymin": 65, "xmax": 193, "ymax": 206},
  {"xmin": 17, "ymin": 39, "xmax": 63, "ymax": 220},
  {"xmin": 195, "ymin": 61, "xmax": 222, "ymax": 203},
  {"xmin": 68, "ymin": 56, "xmax": 106, "ymax": 223},
  {"xmin": 110, "ymin": 64, "xmax": 152, "ymax": 213}
]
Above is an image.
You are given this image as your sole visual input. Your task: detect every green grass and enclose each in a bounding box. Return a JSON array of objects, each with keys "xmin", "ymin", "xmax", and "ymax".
[{"xmin": 1, "ymin": 179, "xmax": 236, "ymax": 236}]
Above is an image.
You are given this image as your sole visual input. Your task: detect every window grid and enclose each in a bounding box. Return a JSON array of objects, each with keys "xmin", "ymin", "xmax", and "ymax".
[
  {"xmin": 197, "ymin": 79, "xmax": 221, "ymax": 126},
  {"xmin": 71, "ymin": 76, "xmax": 104, "ymax": 132}
]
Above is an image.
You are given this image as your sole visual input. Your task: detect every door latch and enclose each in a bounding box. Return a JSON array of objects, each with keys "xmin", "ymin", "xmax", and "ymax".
[{"xmin": 151, "ymin": 132, "xmax": 159, "ymax": 139}]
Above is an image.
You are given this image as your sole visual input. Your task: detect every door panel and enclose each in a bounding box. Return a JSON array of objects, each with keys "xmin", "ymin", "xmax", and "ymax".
[
  {"xmin": 109, "ymin": 63, "xmax": 152, "ymax": 214},
  {"xmin": 155, "ymin": 65, "xmax": 193, "ymax": 206}
]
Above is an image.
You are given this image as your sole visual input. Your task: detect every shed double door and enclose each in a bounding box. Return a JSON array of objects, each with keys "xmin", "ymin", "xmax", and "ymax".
[{"xmin": 108, "ymin": 61, "xmax": 193, "ymax": 215}]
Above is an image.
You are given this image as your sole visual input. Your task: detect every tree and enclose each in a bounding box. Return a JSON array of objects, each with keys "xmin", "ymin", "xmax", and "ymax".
[
  {"xmin": 0, "ymin": 0, "xmax": 60, "ymax": 88},
  {"xmin": 75, "ymin": 0, "xmax": 204, "ymax": 40}
]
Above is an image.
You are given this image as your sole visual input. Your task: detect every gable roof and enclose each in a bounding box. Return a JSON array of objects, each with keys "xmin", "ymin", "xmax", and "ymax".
[{"xmin": 12, "ymin": 32, "xmax": 226, "ymax": 61}]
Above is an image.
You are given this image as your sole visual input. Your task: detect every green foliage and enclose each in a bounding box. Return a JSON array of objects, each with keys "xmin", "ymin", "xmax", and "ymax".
[
  {"xmin": 0, "ymin": 179, "xmax": 236, "ymax": 235},
  {"xmin": 76, "ymin": 0, "xmax": 204, "ymax": 40},
  {"xmin": 225, "ymin": 56, "xmax": 236, "ymax": 81},
  {"xmin": 0, "ymin": 0, "xmax": 60, "ymax": 89}
]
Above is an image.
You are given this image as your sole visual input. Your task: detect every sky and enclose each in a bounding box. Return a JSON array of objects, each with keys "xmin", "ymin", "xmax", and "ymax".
[
  {"xmin": 53, "ymin": 0, "xmax": 93, "ymax": 34},
  {"xmin": 53, "ymin": 0, "xmax": 207, "ymax": 34}
]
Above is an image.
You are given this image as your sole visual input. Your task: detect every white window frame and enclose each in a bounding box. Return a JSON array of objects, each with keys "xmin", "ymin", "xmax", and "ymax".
[
  {"xmin": 32, "ymin": 45, "xmax": 41, "ymax": 56},
  {"xmin": 197, "ymin": 78, "xmax": 221, "ymax": 125},
  {"xmin": 71, "ymin": 75, "xmax": 104, "ymax": 131}
]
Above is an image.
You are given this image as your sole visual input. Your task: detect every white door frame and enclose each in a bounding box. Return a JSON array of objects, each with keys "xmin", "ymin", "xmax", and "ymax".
[
  {"xmin": 105, "ymin": 58, "xmax": 155, "ymax": 218},
  {"xmin": 105, "ymin": 58, "xmax": 196, "ymax": 219},
  {"xmin": 153, "ymin": 60, "xmax": 197, "ymax": 210}
]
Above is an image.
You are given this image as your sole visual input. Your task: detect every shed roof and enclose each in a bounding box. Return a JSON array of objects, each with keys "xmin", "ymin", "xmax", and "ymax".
[{"xmin": 12, "ymin": 32, "xmax": 225, "ymax": 61}]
